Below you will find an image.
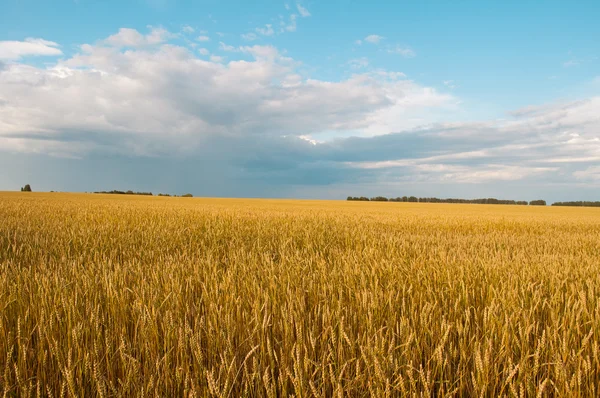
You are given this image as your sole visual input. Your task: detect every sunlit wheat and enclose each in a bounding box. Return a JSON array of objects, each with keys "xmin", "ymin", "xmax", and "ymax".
[{"xmin": 1, "ymin": 192, "xmax": 599, "ymax": 396}]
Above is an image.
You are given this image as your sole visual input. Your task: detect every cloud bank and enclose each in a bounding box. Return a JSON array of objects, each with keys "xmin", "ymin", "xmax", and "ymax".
[{"xmin": 1, "ymin": 27, "xmax": 599, "ymax": 200}]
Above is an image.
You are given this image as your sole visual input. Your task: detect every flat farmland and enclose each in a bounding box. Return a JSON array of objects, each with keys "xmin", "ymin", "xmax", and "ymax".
[{"xmin": 1, "ymin": 192, "xmax": 600, "ymax": 396}]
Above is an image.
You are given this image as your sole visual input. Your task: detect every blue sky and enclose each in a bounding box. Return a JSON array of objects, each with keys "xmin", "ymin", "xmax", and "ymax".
[{"xmin": 1, "ymin": 0, "xmax": 599, "ymax": 201}]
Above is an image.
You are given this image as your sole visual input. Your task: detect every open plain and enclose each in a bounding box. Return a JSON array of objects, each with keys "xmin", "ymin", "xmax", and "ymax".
[{"xmin": 1, "ymin": 192, "xmax": 600, "ymax": 396}]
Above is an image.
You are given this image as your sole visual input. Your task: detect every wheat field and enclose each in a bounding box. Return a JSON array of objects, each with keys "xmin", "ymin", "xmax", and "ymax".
[{"xmin": 1, "ymin": 192, "xmax": 599, "ymax": 397}]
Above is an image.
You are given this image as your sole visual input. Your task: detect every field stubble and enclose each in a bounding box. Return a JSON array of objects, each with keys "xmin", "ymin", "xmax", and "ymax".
[{"xmin": 1, "ymin": 192, "xmax": 600, "ymax": 396}]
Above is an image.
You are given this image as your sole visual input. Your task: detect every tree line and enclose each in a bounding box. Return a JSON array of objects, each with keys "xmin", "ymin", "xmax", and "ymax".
[
  {"xmin": 94, "ymin": 190, "xmax": 153, "ymax": 196},
  {"xmin": 16, "ymin": 184, "xmax": 596, "ymax": 207},
  {"xmin": 347, "ymin": 196, "xmax": 547, "ymax": 206},
  {"xmin": 552, "ymin": 201, "xmax": 600, "ymax": 207},
  {"xmin": 93, "ymin": 190, "xmax": 193, "ymax": 197}
]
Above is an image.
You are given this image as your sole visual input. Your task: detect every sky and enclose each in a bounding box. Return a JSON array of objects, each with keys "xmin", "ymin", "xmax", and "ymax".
[{"xmin": 1, "ymin": 0, "xmax": 599, "ymax": 201}]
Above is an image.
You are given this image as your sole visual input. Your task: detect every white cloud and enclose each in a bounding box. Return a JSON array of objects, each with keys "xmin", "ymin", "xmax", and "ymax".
[
  {"xmin": 443, "ymin": 80, "xmax": 457, "ymax": 89},
  {"xmin": 198, "ymin": 48, "xmax": 209, "ymax": 56},
  {"xmin": 0, "ymin": 28, "xmax": 447, "ymax": 158},
  {"xmin": 242, "ymin": 33, "xmax": 258, "ymax": 41},
  {"xmin": 438, "ymin": 165, "xmax": 559, "ymax": 183},
  {"xmin": 348, "ymin": 57, "xmax": 369, "ymax": 69},
  {"xmin": 0, "ymin": 38, "xmax": 63, "ymax": 60},
  {"xmin": 238, "ymin": 45, "xmax": 283, "ymax": 61},
  {"xmin": 281, "ymin": 14, "xmax": 297, "ymax": 32},
  {"xmin": 25, "ymin": 38, "xmax": 58, "ymax": 47},
  {"xmin": 256, "ymin": 24, "xmax": 275, "ymax": 36},
  {"xmin": 299, "ymin": 135, "xmax": 319, "ymax": 145},
  {"xmin": 181, "ymin": 25, "xmax": 195, "ymax": 34},
  {"xmin": 506, "ymin": 99, "xmax": 600, "ymax": 136},
  {"xmin": 387, "ymin": 45, "xmax": 416, "ymax": 58},
  {"xmin": 355, "ymin": 161, "xmax": 557, "ymax": 183},
  {"xmin": 104, "ymin": 27, "xmax": 174, "ymax": 47},
  {"xmin": 296, "ymin": 3, "xmax": 311, "ymax": 17},
  {"xmin": 219, "ymin": 42, "xmax": 237, "ymax": 52},
  {"xmin": 371, "ymin": 70, "xmax": 406, "ymax": 80},
  {"xmin": 3, "ymin": 27, "xmax": 600, "ymax": 194},
  {"xmin": 196, "ymin": 35, "xmax": 210, "ymax": 42},
  {"xmin": 362, "ymin": 82, "xmax": 459, "ymax": 135},
  {"xmin": 355, "ymin": 40, "xmax": 362, "ymax": 45},
  {"xmin": 146, "ymin": 27, "xmax": 174, "ymax": 44},
  {"xmin": 364, "ymin": 35, "xmax": 384, "ymax": 44}
]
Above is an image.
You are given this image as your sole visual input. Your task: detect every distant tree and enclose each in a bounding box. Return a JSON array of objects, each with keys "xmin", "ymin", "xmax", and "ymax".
[
  {"xmin": 552, "ymin": 201, "xmax": 600, "ymax": 207},
  {"xmin": 182, "ymin": 193, "xmax": 193, "ymax": 198},
  {"xmin": 529, "ymin": 200, "xmax": 547, "ymax": 206},
  {"xmin": 21, "ymin": 184, "xmax": 32, "ymax": 192},
  {"xmin": 94, "ymin": 190, "xmax": 152, "ymax": 196},
  {"xmin": 347, "ymin": 194, "xmax": 537, "ymax": 205}
]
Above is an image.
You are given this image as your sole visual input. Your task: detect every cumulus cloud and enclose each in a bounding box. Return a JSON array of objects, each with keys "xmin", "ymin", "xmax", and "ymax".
[
  {"xmin": 2, "ymin": 27, "xmax": 600, "ymax": 199},
  {"xmin": 196, "ymin": 35, "xmax": 210, "ymax": 42},
  {"xmin": 0, "ymin": 28, "xmax": 450, "ymax": 158},
  {"xmin": 104, "ymin": 27, "xmax": 174, "ymax": 47},
  {"xmin": 364, "ymin": 35, "xmax": 384, "ymax": 44},
  {"xmin": 181, "ymin": 25, "xmax": 195, "ymax": 34},
  {"xmin": 0, "ymin": 38, "xmax": 63, "ymax": 60},
  {"xmin": 256, "ymin": 24, "xmax": 275, "ymax": 36}
]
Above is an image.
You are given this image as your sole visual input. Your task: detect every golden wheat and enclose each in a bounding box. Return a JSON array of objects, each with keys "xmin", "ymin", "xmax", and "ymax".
[{"xmin": 1, "ymin": 192, "xmax": 599, "ymax": 396}]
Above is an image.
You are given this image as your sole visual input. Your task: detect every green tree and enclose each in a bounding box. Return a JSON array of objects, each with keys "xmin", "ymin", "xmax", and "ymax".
[
  {"xmin": 529, "ymin": 200, "xmax": 546, "ymax": 206},
  {"xmin": 21, "ymin": 184, "xmax": 32, "ymax": 192}
]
